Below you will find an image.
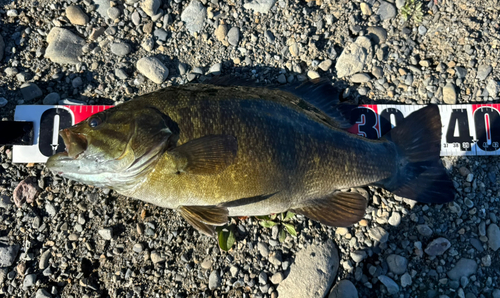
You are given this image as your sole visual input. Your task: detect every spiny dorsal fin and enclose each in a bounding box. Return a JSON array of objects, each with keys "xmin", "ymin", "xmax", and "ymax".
[
  {"xmin": 291, "ymin": 192, "xmax": 367, "ymax": 227},
  {"xmin": 178, "ymin": 206, "xmax": 229, "ymax": 237},
  {"xmin": 204, "ymin": 77, "xmax": 355, "ymax": 129},
  {"xmin": 168, "ymin": 135, "xmax": 238, "ymax": 175}
]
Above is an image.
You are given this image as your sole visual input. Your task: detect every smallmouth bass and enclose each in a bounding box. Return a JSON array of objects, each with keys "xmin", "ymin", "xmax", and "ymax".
[{"xmin": 47, "ymin": 81, "xmax": 455, "ymax": 236}]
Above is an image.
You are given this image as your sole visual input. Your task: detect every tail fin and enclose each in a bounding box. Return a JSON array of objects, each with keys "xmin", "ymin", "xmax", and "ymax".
[{"xmin": 380, "ymin": 105, "xmax": 455, "ymax": 204}]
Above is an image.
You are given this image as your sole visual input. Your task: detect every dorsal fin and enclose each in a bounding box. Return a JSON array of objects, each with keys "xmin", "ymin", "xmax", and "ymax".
[{"xmin": 204, "ymin": 76, "xmax": 355, "ymax": 129}]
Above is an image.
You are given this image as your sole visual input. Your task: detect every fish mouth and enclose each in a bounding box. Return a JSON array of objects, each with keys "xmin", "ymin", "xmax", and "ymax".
[{"xmin": 60, "ymin": 128, "xmax": 88, "ymax": 159}]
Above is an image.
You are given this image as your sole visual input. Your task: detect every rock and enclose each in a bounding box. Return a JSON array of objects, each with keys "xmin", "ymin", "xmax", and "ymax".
[
  {"xmin": 13, "ymin": 177, "xmax": 40, "ymax": 207},
  {"xmin": 388, "ymin": 212, "xmax": 401, "ymax": 227},
  {"xmin": 418, "ymin": 25, "xmax": 427, "ymax": 35},
  {"xmin": 227, "ymin": 27, "xmax": 240, "ymax": 46},
  {"xmin": 351, "ymin": 73, "xmax": 370, "ymax": 83},
  {"xmin": 443, "ymin": 82, "xmax": 457, "ymax": 104},
  {"xmin": 487, "ymin": 224, "xmax": 500, "ymax": 251},
  {"xmin": 447, "ymin": 259, "xmax": 477, "ymax": 280},
  {"xmin": 0, "ymin": 35, "xmax": 4, "ymax": 61},
  {"xmin": 386, "ymin": 254, "xmax": 408, "ymax": 275},
  {"xmin": 401, "ymin": 273, "xmax": 412, "ymax": 287},
  {"xmin": 243, "ymin": 0, "xmax": 277, "ymax": 14},
  {"xmin": 23, "ymin": 274, "xmax": 37, "ymax": 289},
  {"xmin": 115, "ymin": 68, "xmax": 128, "ymax": 80},
  {"xmin": 368, "ymin": 226, "xmax": 389, "ymax": 243},
  {"xmin": 366, "ymin": 27, "xmax": 387, "ymax": 44},
  {"xmin": 181, "ymin": 0, "xmax": 207, "ymax": 34},
  {"xmin": 39, "ymin": 250, "xmax": 51, "ymax": 270},
  {"xmin": 141, "ymin": 0, "xmax": 161, "ymax": 17},
  {"xmin": 45, "ymin": 27, "xmax": 85, "ymax": 65},
  {"xmin": 319, "ymin": 59, "xmax": 332, "ymax": 71},
  {"xmin": 0, "ymin": 194, "xmax": 11, "ymax": 208},
  {"xmin": 307, "ymin": 70, "xmax": 320, "ymax": 80},
  {"xmin": 350, "ymin": 250, "xmax": 366, "ymax": 263},
  {"xmin": 328, "ymin": 280, "xmax": 358, "ymax": 298},
  {"xmin": 270, "ymin": 272, "xmax": 284, "ymax": 284},
  {"xmin": 0, "ymin": 244, "xmax": 20, "ymax": 267},
  {"xmin": 207, "ymin": 63, "xmax": 221, "ymax": 75},
  {"xmin": 395, "ymin": 0, "xmax": 405, "ymax": 9},
  {"xmin": 141, "ymin": 36, "xmax": 154, "ymax": 52},
  {"xmin": 425, "ymin": 237, "xmax": 451, "ymax": 256},
  {"xmin": 335, "ymin": 36, "xmax": 372, "ymax": 78},
  {"xmin": 215, "ymin": 24, "xmax": 228, "ymax": 42},
  {"xmin": 66, "ymin": 5, "xmax": 89, "ymax": 25},
  {"xmin": 107, "ymin": 7, "xmax": 121, "ymax": 20},
  {"xmin": 486, "ymin": 79, "xmax": 499, "ymax": 98},
  {"xmin": 417, "ymin": 224, "xmax": 433, "ymax": 237},
  {"xmin": 93, "ymin": 0, "xmax": 111, "ymax": 18},
  {"xmin": 492, "ymin": 289, "xmax": 500, "ymax": 298},
  {"xmin": 154, "ymin": 29, "xmax": 168, "ymax": 42},
  {"xmin": 360, "ymin": 3, "xmax": 372, "ymax": 15},
  {"xmin": 6, "ymin": 9, "xmax": 18, "ymax": 17},
  {"xmin": 200, "ymin": 258, "xmax": 212, "ymax": 269},
  {"xmin": 477, "ymin": 65, "xmax": 492, "ymax": 80},
  {"xmin": 98, "ymin": 228, "xmax": 113, "ymax": 240},
  {"xmin": 377, "ymin": 1, "xmax": 396, "ymax": 20},
  {"xmin": 43, "ymin": 93, "xmax": 60, "ymax": 105},
  {"xmin": 277, "ymin": 74, "xmax": 286, "ymax": 84},
  {"xmin": 277, "ymin": 240, "xmax": 339, "ymax": 298},
  {"xmin": 45, "ymin": 202, "xmax": 58, "ymax": 217},
  {"xmin": 289, "ymin": 42, "xmax": 299, "ymax": 57},
  {"xmin": 150, "ymin": 251, "xmax": 165, "ymax": 264},
  {"xmin": 378, "ymin": 275, "xmax": 399, "ymax": 294},
  {"xmin": 136, "ymin": 57, "xmax": 169, "ymax": 84},
  {"xmin": 258, "ymin": 272, "xmax": 267, "ymax": 284},
  {"xmin": 110, "ymin": 42, "xmax": 131, "ymax": 56},
  {"xmin": 257, "ymin": 242, "xmax": 269, "ymax": 257},
  {"xmin": 208, "ymin": 270, "xmax": 221, "ymax": 290},
  {"xmin": 35, "ymin": 289, "xmax": 52, "ymax": 298}
]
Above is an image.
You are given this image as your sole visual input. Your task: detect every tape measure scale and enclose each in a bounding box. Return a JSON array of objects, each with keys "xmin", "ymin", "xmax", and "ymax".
[{"xmin": 11, "ymin": 104, "xmax": 500, "ymax": 163}]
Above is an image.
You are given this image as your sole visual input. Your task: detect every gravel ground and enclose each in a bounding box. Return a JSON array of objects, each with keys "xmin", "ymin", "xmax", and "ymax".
[{"xmin": 0, "ymin": 0, "xmax": 500, "ymax": 297}]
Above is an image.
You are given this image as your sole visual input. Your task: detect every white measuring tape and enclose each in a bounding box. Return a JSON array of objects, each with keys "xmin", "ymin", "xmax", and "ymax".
[{"xmin": 10, "ymin": 104, "xmax": 500, "ymax": 163}]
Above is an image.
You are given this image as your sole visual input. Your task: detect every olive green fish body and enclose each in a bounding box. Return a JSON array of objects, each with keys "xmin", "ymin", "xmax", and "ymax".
[{"xmin": 47, "ymin": 82, "xmax": 454, "ymax": 236}]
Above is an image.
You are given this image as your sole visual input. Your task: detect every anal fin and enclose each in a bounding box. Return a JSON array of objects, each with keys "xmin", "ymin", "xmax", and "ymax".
[
  {"xmin": 178, "ymin": 206, "xmax": 229, "ymax": 237},
  {"xmin": 291, "ymin": 192, "xmax": 367, "ymax": 227}
]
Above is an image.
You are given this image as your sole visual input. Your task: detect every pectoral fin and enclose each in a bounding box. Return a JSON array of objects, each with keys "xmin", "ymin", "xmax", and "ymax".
[
  {"xmin": 291, "ymin": 192, "xmax": 367, "ymax": 227},
  {"xmin": 178, "ymin": 205, "xmax": 229, "ymax": 237},
  {"xmin": 169, "ymin": 135, "xmax": 238, "ymax": 175}
]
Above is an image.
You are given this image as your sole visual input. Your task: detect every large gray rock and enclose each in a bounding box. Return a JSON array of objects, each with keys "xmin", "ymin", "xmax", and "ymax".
[
  {"xmin": 329, "ymin": 280, "xmax": 358, "ymax": 298},
  {"xmin": 387, "ymin": 254, "xmax": 408, "ymax": 275},
  {"xmin": 378, "ymin": 275, "xmax": 399, "ymax": 294},
  {"xmin": 425, "ymin": 237, "xmax": 451, "ymax": 256},
  {"xmin": 93, "ymin": 0, "xmax": 111, "ymax": 18},
  {"xmin": 487, "ymin": 224, "xmax": 500, "ymax": 251},
  {"xmin": 335, "ymin": 36, "xmax": 372, "ymax": 78},
  {"xmin": 136, "ymin": 57, "xmax": 169, "ymax": 84},
  {"xmin": 0, "ymin": 244, "xmax": 20, "ymax": 267},
  {"xmin": 277, "ymin": 239, "xmax": 339, "ymax": 298},
  {"xmin": 181, "ymin": 0, "xmax": 206, "ymax": 34},
  {"xmin": 45, "ymin": 28, "xmax": 85, "ymax": 65},
  {"xmin": 243, "ymin": 0, "xmax": 277, "ymax": 14},
  {"xmin": 377, "ymin": 1, "xmax": 396, "ymax": 20},
  {"xmin": 447, "ymin": 258, "xmax": 477, "ymax": 280},
  {"xmin": 141, "ymin": 0, "xmax": 161, "ymax": 17}
]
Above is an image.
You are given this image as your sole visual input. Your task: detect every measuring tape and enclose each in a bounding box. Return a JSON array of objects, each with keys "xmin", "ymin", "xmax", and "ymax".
[{"xmin": 7, "ymin": 104, "xmax": 500, "ymax": 163}]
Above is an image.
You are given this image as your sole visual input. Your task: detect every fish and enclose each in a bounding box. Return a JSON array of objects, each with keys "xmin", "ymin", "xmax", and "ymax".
[{"xmin": 46, "ymin": 80, "xmax": 455, "ymax": 236}]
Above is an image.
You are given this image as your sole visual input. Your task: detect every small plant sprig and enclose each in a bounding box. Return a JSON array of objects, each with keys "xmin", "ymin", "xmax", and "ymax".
[
  {"xmin": 216, "ymin": 224, "xmax": 236, "ymax": 252},
  {"xmin": 256, "ymin": 211, "xmax": 297, "ymax": 242},
  {"xmin": 401, "ymin": 0, "xmax": 423, "ymax": 24}
]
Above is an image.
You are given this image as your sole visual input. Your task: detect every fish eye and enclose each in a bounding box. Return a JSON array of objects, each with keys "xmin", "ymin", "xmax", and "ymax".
[{"xmin": 88, "ymin": 116, "xmax": 103, "ymax": 128}]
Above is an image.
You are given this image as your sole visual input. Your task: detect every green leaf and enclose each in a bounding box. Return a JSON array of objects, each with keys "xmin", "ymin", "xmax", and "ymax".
[
  {"xmin": 256, "ymin": 215, "xmax": 270, "ymax": 220},
  {"xmin": 259, "ymin": 220, "xmax": 277, "ymax": 228},
  {"xmin": 283, "ymin": 211, "xmax": 295, "ymax": 221},
  {"xmin": 217, "ymin": 226, "xmax": 236, "ymax": 251},
  {"xmin": 269, "ymin": 213, "xmax": 277, "ymax": 220},
  {"xmin": 283, "ymin": 223, "xmax": 297, "ymax": 237},
  {"xmin": 278, "ymin": 227, "xmax": 287, "ymax": 243}
]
